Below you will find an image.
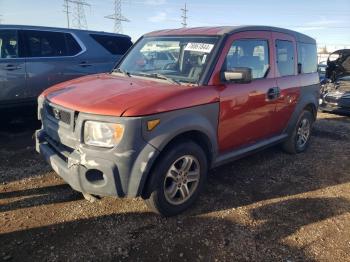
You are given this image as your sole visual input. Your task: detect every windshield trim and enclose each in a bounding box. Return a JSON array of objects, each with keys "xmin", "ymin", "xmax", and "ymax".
[{"xmin": 112, "ymin": 35, "xmax": 222, "ymax": 86}]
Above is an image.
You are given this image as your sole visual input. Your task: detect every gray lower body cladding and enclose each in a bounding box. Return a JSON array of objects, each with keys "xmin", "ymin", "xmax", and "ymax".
[{"xmin": 284, "ymin": 83, "xmax": 320, "ymax": 135}]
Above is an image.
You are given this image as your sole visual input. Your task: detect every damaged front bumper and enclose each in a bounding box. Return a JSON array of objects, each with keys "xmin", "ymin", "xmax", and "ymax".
[
  {"xmin": 319, "ymin": 93, "xmax": 350, "ymax": 114},
  {"xmin": 35, "ymin": 105, "xmax": 160, "ymax": 198},
  {"xmin": 36, "ymin": 129, "xmax": 125, "ymax": 196}
]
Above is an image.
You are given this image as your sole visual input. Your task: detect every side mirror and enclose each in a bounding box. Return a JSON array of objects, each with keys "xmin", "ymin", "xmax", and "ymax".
[{"xmin": 222, "ymin": 67, "xmax": 252, "ymax": 83}]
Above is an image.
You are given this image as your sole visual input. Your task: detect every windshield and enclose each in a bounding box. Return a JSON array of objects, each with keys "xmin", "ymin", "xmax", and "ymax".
[{"xmin": 117, "ymin": 36, "xmax": 219, "ymax": 84}]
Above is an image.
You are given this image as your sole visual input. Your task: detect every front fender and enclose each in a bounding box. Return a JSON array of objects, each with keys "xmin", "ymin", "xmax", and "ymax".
[
  {"xmin": 141, "ymin": 103, "xmax": 219, "ymax": 157},
  {"xmin": 136, "ymin": 103, "xmax": 219, "ymax": 197}
]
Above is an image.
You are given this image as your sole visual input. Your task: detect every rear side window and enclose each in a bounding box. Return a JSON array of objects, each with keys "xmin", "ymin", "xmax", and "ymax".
[
  {"xmin": 298, "ymin": 43, "xmax": 317, "ymax": 73},
  {"xmin": 90, "ymin": 34, "xmax": 132, "ymax": 55},
  {"xmin": 24, "ymin": 30, "xmax": 67, "ymax": 57},
  {"xmin": 65, "ymin": 33, "xmax": 82, "ymax": 56},
  {"xmin": 276, "ymin": 40, "xmax": 295, "ymax": 76},
  {"xmin": 0, "ymin": 30, "xmax": 18, "ymax": 59},
  {"xmin": 225, "ymin": 39, "xmax": 270, "ymax": 79}
]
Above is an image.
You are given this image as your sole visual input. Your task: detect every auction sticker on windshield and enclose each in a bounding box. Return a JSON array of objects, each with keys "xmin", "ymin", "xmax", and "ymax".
[{"xmin": 184, "ymin": 43, "xmax": 214, "ymax": 53}]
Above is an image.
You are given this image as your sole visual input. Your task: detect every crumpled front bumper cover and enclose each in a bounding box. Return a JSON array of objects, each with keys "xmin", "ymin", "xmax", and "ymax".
[
  {"xmin": 320, "ymin": 94, "xmax": 350, "ymax": 114},
  {"xmin": 35, "ymin": 129, "xmax": 159, "ymax": 198}
]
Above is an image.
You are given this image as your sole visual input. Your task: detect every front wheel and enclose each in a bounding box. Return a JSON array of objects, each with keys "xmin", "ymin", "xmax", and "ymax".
[
  {"xmin": 144, "ymin": 141, "xmax": 208, "ymax": 217},
  {"xmin": 282, "ymin": 110, "xmax": 314, "ymax": 154}
]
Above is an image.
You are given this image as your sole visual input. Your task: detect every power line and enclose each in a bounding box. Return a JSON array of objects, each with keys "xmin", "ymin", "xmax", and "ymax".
[
  {"xmin": 63, "ymin": 0, "xmax": 71, "ymax": 28},
  {"xmin": 181, "ymin": 3, "xmax": 188, "ymax": 28},
  {"xmin": 67, "ymin": 0, "xmax": 90, "ymax": 30},
  {"xmin": 105, "ymin": 0, "xmax": 129, "ymax": 33}
]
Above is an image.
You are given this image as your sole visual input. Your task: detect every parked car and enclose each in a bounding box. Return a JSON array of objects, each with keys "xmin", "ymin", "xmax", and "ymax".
[
  {"xmin": 0, "ymin": 25, "xmax": 132, "ymax": 108},
  {"xmin": 36, "ymin": 26, "xmax": 319, "ymax": 216},
  {"xmin": 319, "ymin": 49, "xmax": 350, "ymax": 114}
]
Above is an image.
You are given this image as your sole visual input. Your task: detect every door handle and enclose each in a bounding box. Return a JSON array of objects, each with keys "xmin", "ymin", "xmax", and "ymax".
[
  {"xmin": 267, "ymin": 87, "xmax": 281, "ymax": 100},
  {"xmin": 4, "ymin": 64, "xmax": 21, "ymax": 71},
  {"xmin": 79, "ymin": 61, "xmax": 92, "ymax": 67}
]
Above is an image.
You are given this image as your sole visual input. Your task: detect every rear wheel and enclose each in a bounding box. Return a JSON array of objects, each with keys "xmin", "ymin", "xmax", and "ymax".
[
  {"xmin": 145, "ymin": 141, "xmax": 208, "ymax": 217},
  {"xmin": 282, "ymin": 110, "xmax": 314, "ymax": 154}
]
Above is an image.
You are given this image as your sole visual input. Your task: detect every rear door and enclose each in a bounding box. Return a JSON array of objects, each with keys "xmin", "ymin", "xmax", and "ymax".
[
  {"xmin": 0, "ymin": 29, "xmax": 26, "ymax": 103},
  {"xmin": 21, "ymin": 29, "xmax": 72, "ymax": 98},
  {"xmin": 61, "ymin": 33, "xmax": 132, "ymax": 78},
  {"xmin": 270, "ymin": 32, "xmax": 299, "ymax": 135},
  {"xmin": 215, "ymin": 31, "xmax": 278, "ymax": 152}
]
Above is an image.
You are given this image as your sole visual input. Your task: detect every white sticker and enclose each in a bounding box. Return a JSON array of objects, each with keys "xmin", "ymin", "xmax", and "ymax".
[{"xmin": 184, "ymin": 43, "xmax": 214, "ymax": 53}]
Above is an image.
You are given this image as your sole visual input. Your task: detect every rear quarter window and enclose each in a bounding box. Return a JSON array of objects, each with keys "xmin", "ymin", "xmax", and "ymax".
[
  {"xmin": 90, "ymin": 34, "xmax": 132, "ymax": 55},
  {"xmin": 65, "ymin": 33, "xmax": 82, "ymax": 56},
  {"xmin": 298, "ymin": 43, "xmax": 317, "ymax": 74}
]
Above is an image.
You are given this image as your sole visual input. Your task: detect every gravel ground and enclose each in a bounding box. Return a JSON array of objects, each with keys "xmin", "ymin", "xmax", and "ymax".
[{"xmin": 0, "ymin": 112, "xmax": 350, "ymax": 261}]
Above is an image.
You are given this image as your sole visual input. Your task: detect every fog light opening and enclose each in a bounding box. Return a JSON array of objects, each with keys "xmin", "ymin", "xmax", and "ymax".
[{"xmin": 85, "ymin": 169, "xmax": 105, "ymax": 185}]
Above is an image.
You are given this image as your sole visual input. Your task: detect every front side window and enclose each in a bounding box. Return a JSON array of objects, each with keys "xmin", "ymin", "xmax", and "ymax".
[
  {"xmin": 0, "ymin": 30, "xmax": 18, "ymax": 59},
  {"xmin": 117, "ymin": 36, "xmax": 219, "ymax": 84},
  {"xmin": 25, "ymin": 30, "xmax": 67, "ymax": 57},
  {"xmin": 224, "ymin": 39, "xmax": 270, "ymax": 79},
  {"xmin": 276, "ymin": 40, "xmax": 295, "ymax": 76}
]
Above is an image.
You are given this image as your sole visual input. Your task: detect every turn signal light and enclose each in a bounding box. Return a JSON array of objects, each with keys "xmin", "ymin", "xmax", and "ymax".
[{"xmin": 147, "ymin": 119, "xmax": 160, "ymax": 131}]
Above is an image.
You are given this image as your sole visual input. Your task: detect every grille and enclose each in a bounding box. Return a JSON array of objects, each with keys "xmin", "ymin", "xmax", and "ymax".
[
  {"xmin": 324, "ymin": 96, "xmax": 338, "ymax": 104},
  {"xmin": 46, "ymin": 104, "xmax": 71, "ymax": 125}
]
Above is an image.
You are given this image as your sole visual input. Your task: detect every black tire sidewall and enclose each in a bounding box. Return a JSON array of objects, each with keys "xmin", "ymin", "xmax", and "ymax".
[{"xmin": 149, "ymin": 141, "xmax": 208, "ymax": 216}]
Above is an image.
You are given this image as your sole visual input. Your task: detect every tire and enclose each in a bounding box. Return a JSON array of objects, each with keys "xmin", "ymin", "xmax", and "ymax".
[
  {"xmin": 144, "ymin": 141, "xmax": 208, "ymax": 217},
  {"xmin": 282, "ymin": 110, "xmax": 314, "ymax": 154}
]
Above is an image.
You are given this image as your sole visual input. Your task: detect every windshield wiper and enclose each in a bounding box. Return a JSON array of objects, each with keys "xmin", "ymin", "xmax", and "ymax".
[
  {"xmin": 113, "ymin": 68, "xmax": 131, "ymax": 77},
  {"xmin": 137, "ymin": 73, "xmax": 181, "ymax": 85}
]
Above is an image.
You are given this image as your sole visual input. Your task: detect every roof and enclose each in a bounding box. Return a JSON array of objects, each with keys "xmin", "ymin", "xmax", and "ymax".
[
  {"xmin": 0, "ymin": 24, "xmax": 131, "ymax": 38},
  {"xmin": 145, "ymin": 25, "xmax": 316, "ymax": 44}
]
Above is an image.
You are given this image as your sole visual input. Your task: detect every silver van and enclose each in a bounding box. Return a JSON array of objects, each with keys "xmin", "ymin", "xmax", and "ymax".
[{"xmin": 0, "ymin": 25, "xmax": 132, "ymax": 108}]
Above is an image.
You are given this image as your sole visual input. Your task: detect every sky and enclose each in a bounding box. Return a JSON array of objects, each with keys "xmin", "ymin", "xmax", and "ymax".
[{"xmin": 0, "ymin": 0, "xmax": 349, "ymax": 48}]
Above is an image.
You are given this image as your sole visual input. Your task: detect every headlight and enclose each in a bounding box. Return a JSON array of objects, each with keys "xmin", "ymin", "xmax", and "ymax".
[{"xmin": 84, "ymin": 121, "xmax": 124, "ymax": 148}]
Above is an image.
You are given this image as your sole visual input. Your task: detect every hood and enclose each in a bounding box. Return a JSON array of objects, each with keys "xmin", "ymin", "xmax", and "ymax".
[
  {"xmin": 42, "ymin": 73, "xmax": 219, "ymax": 117},
  {"xmin": 326, "ymin": 49, "xmax": 350, "ymax": 81}
]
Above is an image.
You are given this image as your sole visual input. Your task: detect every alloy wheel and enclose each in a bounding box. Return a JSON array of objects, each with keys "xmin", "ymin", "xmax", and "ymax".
[
  {"xmin": 296, "ymin": 118, "xmax": 311, "ymax": 148},
  {"xmin": 163, "ymin": 155, "xmax": 200, "ymax": 205}
]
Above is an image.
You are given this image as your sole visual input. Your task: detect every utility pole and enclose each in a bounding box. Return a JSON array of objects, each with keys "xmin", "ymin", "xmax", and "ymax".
[
  {"xmin": 67, "ymin": 0, "xmax": 90, "ymax": 29},
  {"xmin": 63, "ymin": 0, "xmax": 70, "ymax": 28},
  {"xmin": 105, "ymin": 0, "xmax": 129, "ymax": 33},
  {"xmin": 181, "ymin": 3, "xmax": 188, "ymax": 28}
]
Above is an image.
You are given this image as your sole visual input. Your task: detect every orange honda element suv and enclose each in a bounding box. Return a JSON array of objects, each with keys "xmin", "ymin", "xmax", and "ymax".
[{"xmin": 36, "ymin": 26, "xmax": 319, "ymax": 216}]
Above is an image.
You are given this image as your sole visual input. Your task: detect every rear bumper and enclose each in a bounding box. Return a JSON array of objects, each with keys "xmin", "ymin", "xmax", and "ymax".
[{"xmin": 36, "ymin": 129, "xmax": 159, "ymax": 198}]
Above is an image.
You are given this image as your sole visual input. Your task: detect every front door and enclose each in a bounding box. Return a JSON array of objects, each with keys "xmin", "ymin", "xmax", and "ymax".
[
  {"xmin": 212, "ymin": 31, "xmax": 278, "ymax": 153},
  {"xmin": 0, "ymin": 29, "xmax": 26, "ymax": 104}
]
